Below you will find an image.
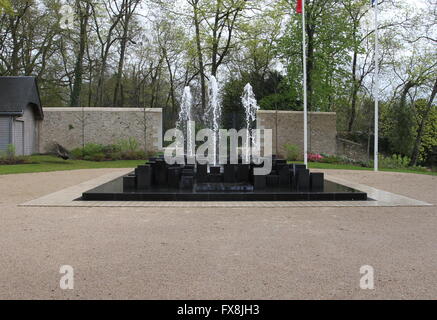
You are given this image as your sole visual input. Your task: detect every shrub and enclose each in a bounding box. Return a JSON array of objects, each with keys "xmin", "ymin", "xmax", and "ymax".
[
  {"xmin": 0, "ymin": 144, "xmax": 32, "ymax": 165},
  {"xmin": 378, "ymin": 154, "xmax": 410, "ymax": 169},
  {"xmin": 70, "ymin": 139, "xmax": 147, "ymax": 161},
  {"xmin": 117, "ymin": 137, "xmax": 139, "ymax": 153},
  {"xmin": 284, "ymin": 144, "xmax": 301, "ymax": 161},
  {"xmin": 84, "ymin": 152, "xmax": 108, "ymax": 161},
  {"xmin": 307, "ymin": 153, "xmax": 324, "ymax": 162},
  {"xmin": 70, "ymin": 148, "xmax": 84, "ymax": 159},
  {"xmin": 319, "ymin": 154, "xmax": 341, "ymax": 164},
  {"xmin": 319, "ymin": 153, "xmax": 370, "ymax": 167}
]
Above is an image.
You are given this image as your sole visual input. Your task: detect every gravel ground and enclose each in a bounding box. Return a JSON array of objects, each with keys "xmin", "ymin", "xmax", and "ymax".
[{"xmin": 0, "ymin": 169, "xmax": 436, "ymax": 300}]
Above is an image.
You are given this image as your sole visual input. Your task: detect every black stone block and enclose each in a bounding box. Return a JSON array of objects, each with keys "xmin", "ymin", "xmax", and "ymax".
[
  {"xmin": 253, "ymin": 175, "xmax": 266, "ymax": 189},
  {"xmin": 236, "ymin": 164, "xmax": 250, "ymax": 182},
  {"xmin": 180, "ymin": 176, "xmax": 194, "ymax": 190},
  {"xmin": 279, "ymin": 166, "xmax": 291, "ymax": 186},
  {"xmin": 148, "ymin": 161, "xmax": 157, "ymax": 184},
  {"xmin": 296, "ymin": 169, "xmax": 310, "ymax": 191},
  {"xmin": 208, "ymin": 174, "xmax": 223, "ymax": 183},
  {"xmin": 210, "ymin": 166, "xmax": 221, "ymax": 174},
  {"xmin": 167, "ymin": 167, "xmax": 181, "ymax": 188},
  {"xmin": 224, "ymin": 164, "xmax": 236, "ymax": 183},
  {"xmin": 310, "ymin": 173, "xmax": 324, "ymax": 191},
  {"xmin": 293, "ymin": 164, "xmax": 307, "ymax": 174},
  {"xmin": 266, "ymin": 175, "xmax": 279, "ymax": 187},
  {"xmin": 123, "ymin": 175, "xmax": 136, "ymax": 190},
  {"xmin": 155, "ymin": 159, "xmax": 168, "ymax": 186},
  {"xmin": 182, "ymin": 169, "xmax": 194, "ymax": 176},
  {"xmin": 196, "ymin": 164, "xmax": 208, "ymax": 183},
  {"xmin": 135, "ymin": 165, "xmax": 152, "ymax": 190},
  {"xmin": 197, "ymin": 164, "xmax": 207, "ymax": 175},
  {"xmin": 276, "ymin": 159, "xmax": 287, "ymax": 165}
]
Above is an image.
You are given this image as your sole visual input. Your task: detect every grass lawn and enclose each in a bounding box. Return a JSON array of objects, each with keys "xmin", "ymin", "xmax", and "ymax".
[
  {"xmin": 0, "ymin": 155, "xmax": 146, "ymax": 175},
  {"xmin": 292, "ymin": 161, "xmax": 437, "ymax": 176},
  {"xmin": 0, "ymin": 155, "xmax": 435, "ymax": 176}
]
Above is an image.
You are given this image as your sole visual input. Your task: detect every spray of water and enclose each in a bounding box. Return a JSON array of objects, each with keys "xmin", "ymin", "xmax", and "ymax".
[
  {"xmin": 207, "ymin": 75, "xmax": 221, "ymax": 165},
  {"xmin": 176, "ymin": 86, "xmax": 194, "ymax": 156},
  {"xmin": 241, "ymin": 83, "xmax": 259, "ymax": 163}
]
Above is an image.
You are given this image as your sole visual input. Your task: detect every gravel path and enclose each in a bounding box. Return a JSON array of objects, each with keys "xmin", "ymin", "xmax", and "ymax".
[{"xmin": 0, "ymin": 169, "xmax": 436, "ymax": 299}]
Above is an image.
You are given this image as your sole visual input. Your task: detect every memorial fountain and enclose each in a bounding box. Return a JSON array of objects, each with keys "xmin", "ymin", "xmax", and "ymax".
[{"xmin": 82, "ymin": 79, "xmax": 368, "ymax": 202}]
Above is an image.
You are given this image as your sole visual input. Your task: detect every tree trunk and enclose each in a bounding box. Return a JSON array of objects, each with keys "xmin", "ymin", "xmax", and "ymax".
[
  {"xmin": 306, "ymin": 22, "xmax": 314, "ymax": 112},
  {"xmin": 113, "ymin": 0, "xmax": 138, "ymax": 107},
  {"xmin": 70, "ymin": 1, "xmax": 90, "ymax": 107},
  {"xmin": 192, "ymin": 0, "xmax": 207, "ymax": 112},
  {"xmin": 113, "ymin": 12, "xmax": 130, "ymax": 107},
  {"xmin": 348, "ymin": 45, "xmax": 359, "ymax": 132},
  {"xmin": 410, "ymin": 78, "xmax": 437, "ymax": 166}
]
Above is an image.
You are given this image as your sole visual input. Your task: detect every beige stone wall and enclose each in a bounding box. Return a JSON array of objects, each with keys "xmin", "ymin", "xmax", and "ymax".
[
  {"xmin": 39, "ymin": 107, "xmax": 162, "ymax": 154},
  {"xmin": 256, "ymin": 111, "xmax": 337, "ymax": 157}
]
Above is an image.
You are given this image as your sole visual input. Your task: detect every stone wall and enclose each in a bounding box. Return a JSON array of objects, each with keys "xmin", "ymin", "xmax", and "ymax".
[
  {"xmin": 39, "ymin": 107, "xmax": 162, "ymax": 154},
  {"xmin": 336, "ymin": 138, "xmax": 369, "ymax": 162},
  {"xmin": 256, "ymin": 111, "xmax": 337, "ymax": 157}
]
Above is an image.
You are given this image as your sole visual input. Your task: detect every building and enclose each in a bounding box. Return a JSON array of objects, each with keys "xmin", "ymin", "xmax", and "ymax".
[{"xmin": 0, "ymin": 77, "xmax": 44, "ymax": 156}]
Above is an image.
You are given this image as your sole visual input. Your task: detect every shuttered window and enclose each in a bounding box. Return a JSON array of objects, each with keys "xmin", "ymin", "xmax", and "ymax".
[{"xmin": 0, "ymin": 117, "xmax": 11, "ymax": 153}]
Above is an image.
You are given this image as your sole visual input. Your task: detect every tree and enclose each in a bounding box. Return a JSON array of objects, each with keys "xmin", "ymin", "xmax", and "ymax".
[
  {"xmin": 70, "ymin": 0, "xmax": 91, "ymax": 107},
  {"xmin": 0, "ymin": 0, "xmax": 13, "ymax": 13},
  {"xmin": 113, "ymin": 0, "xmax": 141, "ymax": 107}
]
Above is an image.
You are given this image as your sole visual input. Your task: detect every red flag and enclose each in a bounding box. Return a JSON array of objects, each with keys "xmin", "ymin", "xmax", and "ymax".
[{"xmin": 296, "ymin": 0, "xmax": 303, "ymax": 14}]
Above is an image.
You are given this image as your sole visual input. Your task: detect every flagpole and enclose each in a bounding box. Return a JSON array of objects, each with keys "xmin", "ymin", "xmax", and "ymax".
[
  {"xmin": 374, "ymin": 0, "xmax": 379, "ymax": 172},
  {"xmin": 302, "ymin": 0, "xmax": 308, "ymax": 167}
]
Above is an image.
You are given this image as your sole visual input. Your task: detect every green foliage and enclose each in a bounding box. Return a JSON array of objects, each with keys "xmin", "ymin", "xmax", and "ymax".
[
  {"xmin": 0, "ymin": 0, "xmax": 13, "ymax": 14},
  {"xmin": 414, "ymin": 100, "xmax": 437, "ymax": 164},
  {"xmin": 5, "ymin": 144, "xmax": 15, "ymax": 159},
  {"xmin": 0, "ymin": 144, "xmax": 32, "ymax": 165},
  {"xmin": 277, "ymin": 0, "xmax": 355, "ymax": 112},
  {"xmin": 368, "ymin": 154, "xmax": 427, "ymax": 171},
  {"xmin": 222, "ymin": 72, "xmax": 296, "ymax": 129},
  {"xmin": 387, "ymin": 102, "xmax": 415, "ymax": 156},
  {"xmin": 380, "ymin": 154, "xmax": 410, "ymax": 169},
  {"xmin": 284, "ymin": 144, "xmax": 302, "ymax": 161},
  {"xmin": 117, "ymin": 137, "xmax": 140, "ymax": 153},
  {"xmin": 70, "ymin": 139, "xmax": 146, "ymax": 161},
  {"xmin": 319, "ymin": 153, "xmax": 369, "ymax": 167}
]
